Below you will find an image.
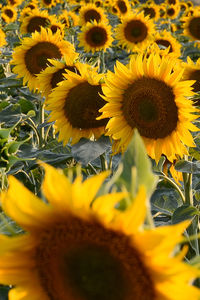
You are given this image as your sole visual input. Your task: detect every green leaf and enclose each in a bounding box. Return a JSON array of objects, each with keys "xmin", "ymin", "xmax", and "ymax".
[
  {"xmin": 172, "ymin": 205, "xmax": 200, "ymax": 224},
  {"xmin": 71, "ymin": 136, "xmax": 111, "ymax": 165},
  {"xmin": 175, "ymin": 160, "xmax": 200, "ymax": 174},
  {"xmin": 117, "ymin": 130, "xmax": 157, "ymax": 197}
]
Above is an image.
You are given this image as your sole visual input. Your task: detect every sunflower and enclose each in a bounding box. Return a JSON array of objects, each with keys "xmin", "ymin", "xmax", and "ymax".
[
  {"xmin": 7, "ymin": 0, "xmax": 23, "ymax": 7},
  {"xmin": 40, "ymin": 0, "xmax": 57, "ymax": 8},
  {"xmin": 59, "ymin": 10, "xmax": 79, "ymax": 28},
  {"xmin": 11, "ymin": 27, "xmax": 76, "ymax": 92},
  {"xmin": 0, "ymin": 163, "xmax": 200, "ymax": 300},
  {"xmin": 166, "ymin": 5, "xmax": 180, "ymax": 19},
  {"xmin": 152, "ymin": 30, "xmax": 182, "ymax": 58},
  {"xmin": 20, "ymin": 10, "xmax": 58, "ymax": 34},
  {"xmin": 179, "ymin": 1, "xmax": 188, "ymax": 12},
  {"xmin": 113, "ymin": 0, "xmax": 131, "ymax": 16},
  {"xmin": 115, "ymin": 12, "xmax": 155, "ymax": 52},
  {"xmin": 46, "ymin": 65, "xmax": 108, "ymax": 145},
  {"xmin": 140, "ymin": 4, "xmax": 160, "ymax": 20},
  {"xmin": 165, "ymin": 0, "xmax": 179, "ymax": 5},
  {"xmin": 182, "ymin": 12, "xmax": 200, "ymax": 41},
  {"xmin": 25, "ymin": 0, "xmax": 38, "ymax": 10},
  {"xmin": 79, "ymin": 3, "xmax": 108, "ymax": 25},
  {"xmin": 182, "ymin": 56, "xmax": 200, "ymax": 104},
  {"xmin": 78, "ymin": 21, "xmax": 113, "ymax": 53},
  {"xmin": 1, "ymin": 5, "xmax": 17, "ymax": 23},
  {"xmin": 98, "ymin": 53, "xmax": 198, "ymax": 162},
  {"xmin": 36, "ymin": 53, "xmax": 80, "ymax": 97}
]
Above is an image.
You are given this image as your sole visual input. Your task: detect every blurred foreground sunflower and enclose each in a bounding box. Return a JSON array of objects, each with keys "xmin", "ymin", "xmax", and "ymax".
[
  {"xmin": 11, "ymin": 27, "xmax": 76, "ymax": 91},
  {"xmin": 98, "ymin": 53, "xmax": 199, "ymax": 162},
  {"xmin": 0, "ymin": 163, "xmax": 200, "ymax": 300},
  {"xmin": 46, "ymin": 64, "xmax": 108, "ymax": 145}
]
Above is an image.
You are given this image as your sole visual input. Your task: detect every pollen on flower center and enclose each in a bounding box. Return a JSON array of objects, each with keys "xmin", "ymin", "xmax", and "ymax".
[{"xmin": 36, "ymin": 216, "xmax": 156, "ymax": 300}]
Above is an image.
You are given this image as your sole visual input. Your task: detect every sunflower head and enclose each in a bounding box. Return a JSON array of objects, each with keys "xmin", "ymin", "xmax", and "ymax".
[
  {"xmin": 79, "ymin": 3, "xmax": 108, "ymax": 25},
  {"xmin": 182, "ymin": 56, "xmax": 200, "ymax": 104},
  {"xmin": 166, "ymin": 4, "xmax": 180, "ymax": 19},
  {"xmin": 46, "ymin": 64, "xmax": 109, "ymax": 145},
  {"xmin": 115, "ymin": 12, "xmax": 155, "ymax": 52},
  {"xmin": 0, "ymin": 163, "xmax": 200, "ymax": 300},
  {"xmin": 37, "ymin": 52, "xmax": 80, "ymax": 97},
  {"xmin": 11, "ymin": 27, "xmax": 76, "ymax": 91},
  {"xmin": 78, "ymin": 20, "xmax": 113, "ymax": 53},
  {"xmin": 152, "ymin": 30, "xmax": 182, "ymax": 58},
  {"xmin": 1, "ymin": 5, "xmax": 17, "ymax": 23},
  {"xmin": 98, "ymin": 53, "xmax": 198, "ymax": 162},
  {"xmin": 183, "ymin": 12, "xmax": 200, "ymax": 41}
]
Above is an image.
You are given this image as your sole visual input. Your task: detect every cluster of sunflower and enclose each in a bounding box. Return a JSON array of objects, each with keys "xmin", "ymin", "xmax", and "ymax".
[{"xmin": 1, "ymin": 0, "xmax": 200, "ymax": 299}]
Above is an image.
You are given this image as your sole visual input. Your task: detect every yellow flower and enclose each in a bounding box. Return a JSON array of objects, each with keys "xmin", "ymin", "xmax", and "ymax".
[
  {"xmin": 115, "ymin": 12, "xmax": 155, "ymax": 51},
  {"xmin": 113, "ymin": 0, "xmax": 131, "ymax": 17},
  {"xmin": 151, "ymin": 30, "xmax": 182, "ymax": 58},
  {"xmin": 78, "ymin": 21, "xmax": 113, "ymax": 53},
  {"xmin": 11, "ymin": 27, "xmax": 76, "ymax": 92},
  {"xmin": 46, "ymin": 64, "xmax": 108, "ymax": 145},
  {"xmin": 59, "ymin": 10, "xmax": 79, "ymax": 28},
  {"xmin": 165, "ymin": 4, "xmax": 180, "ymax": 19},
  {"xmin": 7, "ymin": 0, "xmax": 23, "ymax": 7},
  {"xmin": 0, "ymin": 163, "xmax": 200, "ymax": 300},
  {"xmin": 79, "ymin": 3, "xmax": 108, "ymax": 25},
  {"xmin": 182, "ymin": 56, "xmax": 200, "ymax": 104},
  {"xmin": 40, "ymin": 0, "xmax": 57, "ymax": 8},
  {"xmin": 98, "ymin": 53, "xmax": 199, "ymax": 162},
  {"xmin": 36, "ymin": 53, "xmax": 79, "ymax": 98},
  {"xmin": 140, "ymin": 4, "xmax": 160, "ymax": 20},
  {"xmin": 182, "ymin": 11, "xmax": 200, "ymax": 41},
  {"xmin": 20, "ymin": 9, "xmax": 58, "ymax": 34},
  {"xmin": 1, "ymin": 6, "xmax": 17, "ymax": 23}
]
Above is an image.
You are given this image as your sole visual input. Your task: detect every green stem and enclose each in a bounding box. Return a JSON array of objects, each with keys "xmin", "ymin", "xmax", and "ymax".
[
  {"xmin": 183, "ymin": 172, "xmax": 193, "ymax": 205},
  {"xmin": 146, "ymin": 200, "xmax": 155, "ymax": 228},
  {"xmin": 100, "ymin": 51, "xmax": 106, "ymax": 73},
  {"xmin": 38, "ymin": 100, "xmax": 45, "ymax": 148},
  {"xmin": 159, "ymin": 174, "xmax": 185, "ymax": 203},
  {"xmin": 100, "ymin": 153, "xmax": 106, "ymax": 171}
]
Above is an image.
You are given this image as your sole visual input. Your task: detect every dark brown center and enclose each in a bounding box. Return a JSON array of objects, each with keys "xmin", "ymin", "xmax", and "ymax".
[
  {"xmin": 188, "ymin": 69, "xmax": 200, "ymax": 93},
  {"xmin": 143, "ymin": 7, "xmax": 156, "ymax": 19},
  {"xmin": 27, "ymin": 16, "xmax": 49, "ymax": 33},
  {"xmin": 64, "ymin": 82, "xmax": 108, "ymax": 129},
  {"xmin": 86, "ymin": 27, "xmax": 108, "ymax": 47},
  {"xmin": 84, "ymin": 9, "xmax": 101, "ymax": 23},
  {"xmin": 124, "ymin": 20, "xmax": 148, "ymax": 43},
  {"xmin": 155, "ymin": 39, "xmax": 173, "ymax": 52},
  {"xmin": 117, "ymin": 0, "xmax": 128, "ymax": 14},
  {"xmin": 50, "ymin": 65, "xmax": 80, "ymax": 89},
  {"xmin": 5, "ymin": 9, "xmax": 14, "ymax": 18},
  {"xmin": 167, "ymin": 8, "xmax": 175, "ymax": 16},
  {"xmin": 122, "ymin": 77, "xmax": 178, "ymax": 139},
  {"xmin": 36, "ymin": 215, "xmax": 156, "ymax": 300},
  {"xmin": 24, "ymin": 42, "xmax": 62, "ymax": 75},
  {"xmin": 44, "ymin": 0, "xmax": 52, "ymax": 4},
  {"xmin": 188, "ymin": 17, "xmax": 200, "ymax": 40}
]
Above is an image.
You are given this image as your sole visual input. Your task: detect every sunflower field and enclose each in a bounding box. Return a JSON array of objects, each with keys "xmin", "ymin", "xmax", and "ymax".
[{"xmin": 1, "ymin": 0, "xmax": 200, "ymax": 298}]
